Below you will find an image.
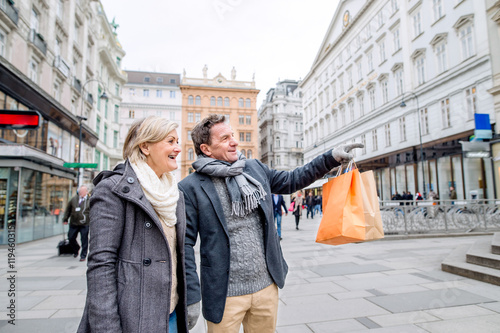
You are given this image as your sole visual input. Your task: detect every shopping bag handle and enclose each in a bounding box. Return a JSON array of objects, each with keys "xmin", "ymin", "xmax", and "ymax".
[{"xmin": 335, "ymin": 160, "xmax": 357, "ymax": 177}]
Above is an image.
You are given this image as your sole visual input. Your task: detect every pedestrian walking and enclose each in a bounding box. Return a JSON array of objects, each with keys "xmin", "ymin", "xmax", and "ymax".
[
  {"xmin": 272, "ymin": 193, "xmax": 288, "ymax": 240},
  {"xmin": 62, "ymin": 185, "xmax": 90, "ymax": 261},
  {"xmin": 306, "ymin": 192, "xmax": 315, "ymax": 219},
  {"xmin": 314, "ymin": 195, "xmax": 322, "ymax": 216},
  {"xmin": 292, "ymin": 191, "xmax": 303, "ymax": 230},
  {"xmin": 178, "ymin": 114, "xmax": 363, "ymax": 332},
  {"xmin": 77, "ymin": 116, "xmax": 188, "ymax": 333}
]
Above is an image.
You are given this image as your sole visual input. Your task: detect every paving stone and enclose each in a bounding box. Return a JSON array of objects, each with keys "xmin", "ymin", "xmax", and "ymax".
[
  {"xmin": 32, "ymin": 295, "xmax": 86, "ymax": 310},
  {"xmin": 17, "ymin": 309, "xmax": 57, "ymax": 319},
  {"xmin": 0, "ymin": 317, "xmax": 82, "ymax": 333},
  {"xmin": 425, "ymin": 304, "xmax": 497, "ymax": 320},
  {"xmin": 51, "ymin": 309, "xmax": 85, "ymax": 318},
  {"xmin": 478, "ymin": 301, "xmax": 500, "ymax": 313},
  {"xmin": 281, "ymin": 281, "xmax": 347, "ymax": 298},
  {"xmin": 335, "ymin": 273, "xmax": 431, "ymax": 291},
  {"xmin": 369, "ymin": 310, "xmax": 440, "ymax": 327},
  {"xmin": 416, "ymin": 314, "xmax": 500, "ymax": 333},
  {"xmin": 331, "ymin": 290, "xmax": 374, "ymax": 300},
  {"xmin": 309, "ymin": 262, "xmax": 392, "ymax": 277},
  {"xmin": 366, "ymin": 288, "xmax": 495, "ymax": 313},
  {"xmin": 307, "ymin": 319, "xmax": 367, "ymax": 332},
  {"xmin": 355, "ymin": 316, "xmax": 381, "ymax": 329},
  {"xmin": 276, "ymin": 324, "xmax": 314, "ymax": 333},
  {"xmin": 280, "ymin": 294, "xmax": 336, "ymax": 306},
  {"xmin": 349, "ymin": 324, "xmax": 429, "ymax": 332}
]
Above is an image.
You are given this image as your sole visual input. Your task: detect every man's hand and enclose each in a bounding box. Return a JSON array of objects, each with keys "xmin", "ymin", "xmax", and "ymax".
[
  {"xmin": 332, "ymin": 143, "xmax": 365, "ymax": 164},
  {"xmin": 63, "ymin": 221, "xmax": 68, "ymax": 225},
  {"xmin": 187, "ymin": 301, "xmax": 201, "ymax": 330}
]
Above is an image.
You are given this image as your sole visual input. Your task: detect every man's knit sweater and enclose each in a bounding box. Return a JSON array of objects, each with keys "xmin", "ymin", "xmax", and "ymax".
[{"xmin": 212, "ymin": 177, "xmax": 273, "ymax": 297}]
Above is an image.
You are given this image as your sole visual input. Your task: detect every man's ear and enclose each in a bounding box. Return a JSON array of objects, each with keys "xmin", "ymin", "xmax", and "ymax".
[
  {"xmin": 139, "ymin": 142, "xmax": 150, "ymax": 156},
  {"xmin": 200, "ymin": 143, "xmax": 212, "ymax": 157}
]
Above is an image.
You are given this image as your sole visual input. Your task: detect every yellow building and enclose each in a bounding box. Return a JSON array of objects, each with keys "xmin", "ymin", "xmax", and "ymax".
[{"xmin": 179, "ymin": 67, "xmax": 259, "ymax": 178}]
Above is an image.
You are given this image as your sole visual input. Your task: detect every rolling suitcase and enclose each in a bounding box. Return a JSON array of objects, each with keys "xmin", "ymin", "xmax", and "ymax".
[{"xmin": 57, "ymin": 222, "xmax": 78, "ymax": 256}]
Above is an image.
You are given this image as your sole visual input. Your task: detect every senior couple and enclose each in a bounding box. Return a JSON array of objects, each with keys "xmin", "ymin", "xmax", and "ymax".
[{"xmin": 77, "ymin": 115, "xmax": 362, "ymax": 333}]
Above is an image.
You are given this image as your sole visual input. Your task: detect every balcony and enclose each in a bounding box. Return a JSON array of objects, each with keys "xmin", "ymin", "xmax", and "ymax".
[
  {"xmin": 28, "ymin": 29, "xmax": 47, "ymax": 56},
  {"xmin": 53, "ymin": 56, "xmax": 70, "ymax": 78},
  {"xmin": 0, "ymin": 0, "xmax": 18, "ymax": 25},
  {"xmin": 73, "ymin": 77, "xmax": 82, "ymax": 94}
]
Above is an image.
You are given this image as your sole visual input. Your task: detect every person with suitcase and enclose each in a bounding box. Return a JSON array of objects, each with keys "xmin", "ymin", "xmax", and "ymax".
[{"xmin": 63, "ymin": 185, "xmax": 90, "ymax": 261}]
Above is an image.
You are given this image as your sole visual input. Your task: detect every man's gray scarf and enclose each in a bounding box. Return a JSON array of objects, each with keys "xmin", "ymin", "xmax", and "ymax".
[{"xmin": 192, "ymin": 153, "xmax": 266, "ymax": 217}]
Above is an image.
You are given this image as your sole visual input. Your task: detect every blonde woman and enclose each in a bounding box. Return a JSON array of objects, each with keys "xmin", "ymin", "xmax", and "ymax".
[
  {"xmin": 292, "ymin": 191, "xmax": 303, "ymax": 230},
  {"xmin": 78, "ymin": 116, "xmax": 188, "ymax": 332}
]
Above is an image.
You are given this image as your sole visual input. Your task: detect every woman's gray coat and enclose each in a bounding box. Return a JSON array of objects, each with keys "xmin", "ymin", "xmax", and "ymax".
[{"xmin": 77, "ymin": 161, "xmax": 188, "ymax": 333}]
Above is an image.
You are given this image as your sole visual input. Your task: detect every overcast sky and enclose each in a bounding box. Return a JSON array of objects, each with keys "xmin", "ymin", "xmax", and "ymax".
[{"xmin": 100, "ymin": 0, "xmax": 340, "ymax": 106}]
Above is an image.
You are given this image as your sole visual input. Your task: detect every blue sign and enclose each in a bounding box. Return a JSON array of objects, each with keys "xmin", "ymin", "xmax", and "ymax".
[{"xmin": 474, "ymin": 113, "xmax": 492, "ymax": 139}]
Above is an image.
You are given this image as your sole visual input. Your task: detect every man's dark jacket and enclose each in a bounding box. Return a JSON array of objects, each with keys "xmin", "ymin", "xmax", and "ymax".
[
  {"xmin": 272, "ymin": 194, "xmax": 287, "ymax": 216},
  {"xmin": 178, "ymin": 151, "xmax": 339, "ymax": 323},
  {"xmin": 63, "ymin": 193, "xmax": 90, "ymax": 226}
]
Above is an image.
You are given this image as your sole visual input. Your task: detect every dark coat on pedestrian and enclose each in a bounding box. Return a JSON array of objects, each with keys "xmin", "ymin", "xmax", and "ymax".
[
  {"xmin": 272, "ymin": 194, "xmax": 287, "ymax": 217},
  {"xmin": 77, "ymin": 161, "xmax": 188, "ymax": 333},
  {"xmin": 178, "ymin": 151, "xmax": 339, "ymax": 323},
  {"xmin": 62, "ymin": 193, "xmax": 90, "ymax": 226}
]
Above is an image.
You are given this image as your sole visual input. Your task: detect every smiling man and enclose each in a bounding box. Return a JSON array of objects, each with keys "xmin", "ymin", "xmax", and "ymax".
[{"xmin": 179, "ymin": 114, "xmax": 363, "ymax": 332}]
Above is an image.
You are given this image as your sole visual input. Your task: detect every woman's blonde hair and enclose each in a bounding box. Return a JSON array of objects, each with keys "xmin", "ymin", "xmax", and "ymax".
[{"xmin": 123, "ymin": 116, "xmax": 178, "ymax": 163}]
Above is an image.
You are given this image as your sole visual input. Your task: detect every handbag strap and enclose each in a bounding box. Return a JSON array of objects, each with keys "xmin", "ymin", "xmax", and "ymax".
[{"xmin": 335, "ymin": 160, "xmax": 357, "ymax": 177}]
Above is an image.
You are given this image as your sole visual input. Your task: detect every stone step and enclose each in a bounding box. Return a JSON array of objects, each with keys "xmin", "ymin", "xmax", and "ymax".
[
  {"xmin": 492, "ymin": 232, "xmax": 500, "ymax": 255},
  {"xmin": 466, "ymin": 238, "xmax": 500, "ymax": 269},
  {"xmin": 442, "ymin": 244, "xmax": 500, "ymax": 286}
]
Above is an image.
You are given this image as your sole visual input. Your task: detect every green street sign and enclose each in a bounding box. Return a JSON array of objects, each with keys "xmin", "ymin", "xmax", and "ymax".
[{"xmin": 63, "ymin": 162, "xmax": 98, "ymax": 169}]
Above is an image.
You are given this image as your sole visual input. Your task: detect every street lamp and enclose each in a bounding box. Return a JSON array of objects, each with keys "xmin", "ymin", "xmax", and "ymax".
[
  {"xmin": 77, "ymin": 78, "xmax": 108, "ymax": 188},
  {"xmin": 400, "ymin": 91, "xmax": 426, "ymax": 198}
]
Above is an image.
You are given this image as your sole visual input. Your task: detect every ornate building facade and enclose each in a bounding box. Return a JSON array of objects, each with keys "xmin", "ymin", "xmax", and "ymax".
[{"xmin": 179, "ymin": 66, "xmax": 259, "ymax": 178}]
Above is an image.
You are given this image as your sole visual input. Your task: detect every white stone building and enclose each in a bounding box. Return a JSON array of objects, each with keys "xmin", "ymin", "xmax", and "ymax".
[
  {"xmin": 301, "ymin": 0, "xmax": 496, "ymax": 200},
  {"xmin": 120, "ymin": 70, "xmax": 182, "ymax": 181},
  {"xmin": 258, "ymin": 80, "xmax": 304, "ymax": 171},
  {"xmin": 0, "ymin": 0, "xmax": 125, "ymax": 243}
]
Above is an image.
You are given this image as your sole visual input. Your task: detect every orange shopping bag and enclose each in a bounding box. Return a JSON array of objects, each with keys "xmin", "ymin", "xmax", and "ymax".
[
  {"xmin": 359, "ymin": 170, "xmax": 384, "ymax": 241},
  {"xmin": 316, "ymin": 166, "xmax": 366, "ymax": 245}
]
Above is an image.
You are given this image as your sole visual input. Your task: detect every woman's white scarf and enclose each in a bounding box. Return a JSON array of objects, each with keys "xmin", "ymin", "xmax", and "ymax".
[{"xmin": 130, "ymin": 159, "xmax": 179, "ymax": 227}]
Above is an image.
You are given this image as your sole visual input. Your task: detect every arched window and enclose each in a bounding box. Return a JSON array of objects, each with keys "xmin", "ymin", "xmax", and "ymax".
[
  {"xmin": 195, "ymin": 96, "xmax": 201, "ymax": 105},
  {"xmin": 188, "ymin": 95, "xmax": 194, "ymax": 105},
  {"xmin": 224, "ymin": 97, "xmax": 230, "ymax": 107},
  {"xmin": 245, "ymin": 98, "xmax": 251, "ymax": 107},
  {"xmin": 240, "ymin": 149, "xmax": 246, "ymax": 157},
  {"xmin": 217, "ymin": 97, "xmax": 223, "ymax": 106},
  {"xmin": 247, "ymin": 150, "xmax": 252, "ymax": 159},
  {"xmin": 188, "ymin": 148, "xmax": 194, "ymax": 161},
  {"xmin": 210, "ymin": 96, "xmax": 215, "ymax": 106},
  {"xmin": 238, "ymin": 98, "xmax": 244, "ymax": 107}
]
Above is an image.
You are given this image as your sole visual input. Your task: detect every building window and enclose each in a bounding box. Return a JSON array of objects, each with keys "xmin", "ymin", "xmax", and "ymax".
[
  {"xmin": 385, "ymin": 123, "xmax": 391, "ymax": 147},
  {"xmin": 157, "ymin": 77, "xmax": 163, "ymax": 83},
  {"xmin": 96, "ymin": 117, "xmax": 101, "ymax": 137},
  {"xmin": 29, "ymin": 59, "xmax": 39, "ymax": 83},
  {"xmin": 333, "ymin": 110, "xmax": 338, "ymax": 130},
  {"xmin": 379, "ymin": 39, "xmax": 386, "ymax": 63},
  {"xmin": 415, "ymin": 55, "xmax": 426, "ymax": 85},
  {"xmin": 247, "ymin": 150, "xmax": 252, "ymax": 159},
  {"xmin": 103, "ymin": 125, "xmax": 107, "ymax": 145},
  {"xmin": 170, "ymin": 79, "xmax": 176, "ymax": 84},
  {"xmin": 381, "ymin": 80, "xmax": 388, "ymax": 104},
  {"xmin": 170, "ymin": 111, "xmax": 175, "ymax": 120},
  {"xmin": 195, "ymin": 113, "xmax": 201, "ymax": 122},
  {"xmin": 441, "ymin": 98, "xmax": 451, "ymax": 128},
  {"xmin": 413, "ymin": 10, "xmax": 422, "ymax": 37},
  {"xmin": 224, "ymin": 97, "xmax": 230, "ymax": 107},
  {"xmin": 238, "ymin": 98, "xmax": 244, "ymax": 107},
  {"xmin": 361, "ymin": 134, "xmax": 366, "ymax": 154},
  {"xmin": 367, "ymin": 51, "xmax": 374, "ymax": 72},
  {"xmin": 245, "ymin": 99, "xmax": 251, "ymax": 108},
  {"xmin": 156, "ymin": 90, "xmax": 162, "ymax": 98},
  {"xmin": 114, "ymin": 105, "xmax": 119, "ymax": 123},
  {"xmin": 339, "ymin": 74, "xmax": 345, "ymax": 95},
  {"xmin": 188, "ymin": 112, "xmax": 193, "ymax": 123},
  {"xmin": 56, "ymin": 0, "xmax": 64, "ymax": 19},
  {"xmin": 356, "ymin": 61, "xmax": 362, "ymax": 82},
  {"xmin": 143, "ymin": 89, "xmax": 149, "ymax": 97},
  {"xmin": 369, "ymin": 88, "xmax": 376, "ymax": 111},
  {"xmin": 420, "ymin": 108, "xmax": 429, "ymax": 135},
  {"xmin": 393, "ymin": 28, "xmax": 401, "ymax": 52},
  {"xmin": 240, "ymin": 132, "xmax": 244, "ymax": 142},
  {"xmin": 465, "ymin": 86, "xmax": 476, "ymax": 119},
  {"xmin": 399, "ymin": 117, "xmax": 406, "ymax": 141},
  {"xmin": 217, "ymin": 97, "xmax": 223, "ymax": 106},
  {"xmin": 246, "ymin": 132, "xmax": 251, "ymax": 142},
  {"xmin": 246, "ymin": 115, "xmax": 251, "ymax": 125},
  {"xmin": 459, "ymin": 24, "xmax": 474, "ymax": 60},
  {"xmin": 195, "ymin": 96, "xmax": 201, "ymax": 105},
  {"xmin": 436, "ymin": 42, "xmax": 447, "ymax": 73},
  {"xmin": 331, "ymin": 81, "xmax": 337, "ymax": 101},
  {"xmin": 394, "ymin": 68, "xmax": 404, "ymax": 96},
  {"xmin": 348, "ymin": 100, "xmax": 355, "ymax": 122},
  {"xmin": 391, "ymin": 0, "xmax": 399, "ymax": 14},
  {"xmin": 210, "ymin": 96, "xmax": 215, "ymax": 106},
  {"xmin": 0, "ymin": 30, "xmax": 7, "ymax": 57},
  {"xmin": 340, "ymin": 108, "xmax": 346, "ymax": 126},
  {"xmin": 113, "ymin": 131, "xmax": 118, "ymax": 148},
  {"xmin": 129, "ymin": 88, "xmax": 135, "ymax": 96},
  {"xmin": 275, "ymin": 137, "xmax": 280, "ymax": 148},
  {"xmin": 188, "ymin": 148, "xmax": 194, "ymax": 161},
  {"xmin": 358, "ymin": 95, "xmax": 365, "ymax": 117},
  {"xmin": 129, "ymin": 110, "xmax": 135, "ymax": 118},
  {"xmin": 170, "ymin": 91, "xmax": 176, "ymax": 98},
  {"xmin": 239, "ymin": 115, "xmax": 244, "ymax": 125},
  {"xmin": 433, "ymin": 0, "xmax": 444, "ymax": 21},
  {"xmin": 347, "ymin": 68, "xmax": 353, "ymax": 89},
  {"xmin": 372, "ymin": 129, "xmax": 378, "ymax": 151},
  {"xmin": 188, "ymin": 95, "xmax": 194, "ymax": 105},
  {"xmin": 53, "ymin": 82, "xmax": 60, "ymax": 101},
  {"xmin": 187, "ymin": 131, "xmax": 192, "ymax": 141}
]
